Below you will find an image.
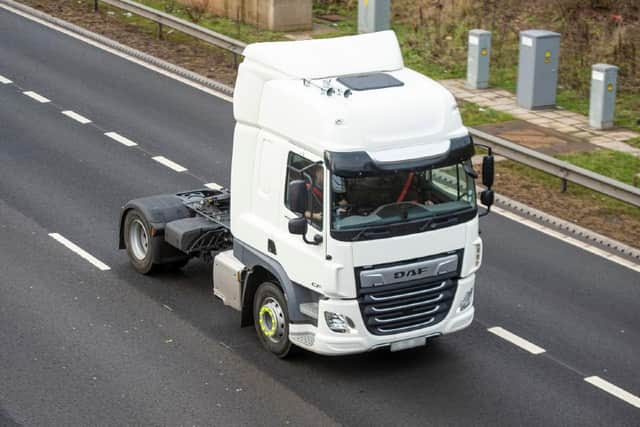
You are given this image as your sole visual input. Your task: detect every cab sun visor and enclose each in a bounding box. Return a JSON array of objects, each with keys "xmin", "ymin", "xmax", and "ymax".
[{"xmin": 325, "ymin": 134, "xmax": 474, "ymax": 177}]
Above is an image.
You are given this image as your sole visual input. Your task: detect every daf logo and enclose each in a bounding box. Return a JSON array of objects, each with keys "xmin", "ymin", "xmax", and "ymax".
[{"xmin": 393, "ymin": 266, "xmax": 431, "ymax": 279}]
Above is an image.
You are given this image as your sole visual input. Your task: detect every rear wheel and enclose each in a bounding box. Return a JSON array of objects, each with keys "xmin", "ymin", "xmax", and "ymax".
[
  {"xmin": 124, "ymin": 209, "xmax": 158, "ymax": 274},
  {"xmin": 253, "ymin": 282, "xmax": 293, "ymax": 358}
]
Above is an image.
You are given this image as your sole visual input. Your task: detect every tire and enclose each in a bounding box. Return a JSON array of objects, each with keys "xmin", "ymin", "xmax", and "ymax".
[
  {"xmin": 123, "ymin": 209, "xmax": 159, "ymax": 274},
  {"xmin": 253, "ymin": 282, "xmax": 294, "ymax": 358}
]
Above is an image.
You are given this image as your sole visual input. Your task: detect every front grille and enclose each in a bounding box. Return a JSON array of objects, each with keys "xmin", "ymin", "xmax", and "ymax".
[{"xmin": 358, "ymin": 277, "xmax": 457, "ymax": 335}]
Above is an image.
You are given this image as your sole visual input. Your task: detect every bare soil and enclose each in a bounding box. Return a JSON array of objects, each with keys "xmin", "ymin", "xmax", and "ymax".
[{"xmin": 15, "ymin": 0, "xmax": 640, "ymax": 249}]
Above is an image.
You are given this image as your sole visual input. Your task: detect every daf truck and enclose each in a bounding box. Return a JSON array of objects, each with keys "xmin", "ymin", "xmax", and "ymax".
[{"xmin": 118, "ymin": 30, "xmax": 495, "ymax": 357}]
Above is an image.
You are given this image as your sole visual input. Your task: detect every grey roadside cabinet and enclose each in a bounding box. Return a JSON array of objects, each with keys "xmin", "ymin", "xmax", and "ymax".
[
  {"xmin": 466, "ymin": 30, "xmax": 492, "ymax": 89},
  {"xmin": 516, "ymin": 30, "xmax": 561, "ymax": 109},
  {"xmin": 589, "ymin": 64, "xmax": 618, "ymax": 129},
  {"xmin": 358, "ymin": 0, "xmax": 390, "ymax": 34}
]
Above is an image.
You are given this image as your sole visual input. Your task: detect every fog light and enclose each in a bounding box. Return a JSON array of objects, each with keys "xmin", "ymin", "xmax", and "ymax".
[
  {"xmin": 458, "ymin": 289, "xmax": 474, "ymax": 312},
  {"xmin": 324, "ymin": 311, "xmax": 352, "ymax": 333}
]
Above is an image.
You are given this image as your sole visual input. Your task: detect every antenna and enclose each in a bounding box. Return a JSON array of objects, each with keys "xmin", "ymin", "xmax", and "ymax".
[{"xmin": 302, "ymin": 78, "xmax": 353, "ymax": 98}]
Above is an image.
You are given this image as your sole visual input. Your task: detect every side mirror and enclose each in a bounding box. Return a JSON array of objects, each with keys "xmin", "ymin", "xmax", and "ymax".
[
  {"xmin": 482, "ymin": 155, "xmax": 494, "ymax": 188},
  {"xmin": 288, "ymin": 217, "xmax": 308, "ymax": 236},
  {"xmin": 288, "ymin": 180, "xmax": 308, "ymax": 214},
  {"xmin": 480, "ymin": 189, "xmax": 494, "ymax": 208}
]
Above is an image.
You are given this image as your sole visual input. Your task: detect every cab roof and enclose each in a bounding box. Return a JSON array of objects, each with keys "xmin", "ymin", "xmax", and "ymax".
[
  {"xmin": 234, "ymin": 31, "xmax": 468, "ymax": 161},
  {"xmin": 242, "ymin": 31, "xmax": 403, "ymax": 79}
]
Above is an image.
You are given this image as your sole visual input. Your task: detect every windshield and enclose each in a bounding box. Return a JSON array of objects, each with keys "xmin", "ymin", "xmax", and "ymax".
[{"xmin": 331, "ymin": 162, "xmax": 476, "ymax": 237}]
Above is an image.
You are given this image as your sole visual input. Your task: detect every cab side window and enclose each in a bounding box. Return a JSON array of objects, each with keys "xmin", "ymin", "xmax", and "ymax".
[{"xmin": 284, "ymin": 152, "xmax": 323, "ymax": 230}]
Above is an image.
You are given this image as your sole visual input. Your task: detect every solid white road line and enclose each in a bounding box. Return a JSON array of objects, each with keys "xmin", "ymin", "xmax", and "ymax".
[
  {"xmin": 48, "ymin": 233, "xmax": 110, "ymax": 271},
  {"xmin": 104, "ymin": 131, "xmax": 137, "ymax": 147},
  {"xmin": 62, "ymin": 110, "xmax": 92, "ymax": 124},
  {"xmin": 152, "ymin": 156, "xmax": 187, "ymax": 172},
  {"xmin": 584, "ymin": 376, "xmax": 640, "ymax": 409},
  {"xmin": 488, "ymin": 327, "xmax": 546, "ymax": 355},
  {"xmin": 205, "ymin": 182, "xmax": 223, "ymax": 190},
  {"xmin": 0, "ymin": 3, "xmax": 232, "ymax": 103},
  {"xmin": 0, "ymin": 74, "xmax": 12, "ymax": 84},
  {"xmin": 23, "ymin": 90, "xmax": 50, "ymax": 103},
  {"xmin": 492, "ymin": 206, "xmax": 640, "ymax": 274}
]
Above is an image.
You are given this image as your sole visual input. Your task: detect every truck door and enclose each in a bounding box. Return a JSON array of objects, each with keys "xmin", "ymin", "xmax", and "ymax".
[{"xmin": 277, "ymin": 150, "xmax": 327, "ymax": 293}]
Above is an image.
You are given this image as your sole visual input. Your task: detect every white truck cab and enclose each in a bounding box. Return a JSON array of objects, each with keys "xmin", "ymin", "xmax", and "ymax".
[{"xmin": 119, "ymin": 31, "xmax": 495, "ymax": 357}]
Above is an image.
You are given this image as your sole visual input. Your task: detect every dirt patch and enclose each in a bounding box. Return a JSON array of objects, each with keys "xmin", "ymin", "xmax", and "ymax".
[
  {"xmin": 19, "ymin": 0, "xmax": 238, "ymax": 86},
  {"xmin": 476, "ymin": 121, "xmax": 598, "ymax": 155},
  {"xmin": 13, "ymin": 0, "xmax": 640, "ymax": 250}
]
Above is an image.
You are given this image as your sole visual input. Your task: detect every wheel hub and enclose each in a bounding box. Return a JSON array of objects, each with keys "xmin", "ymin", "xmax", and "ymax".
[
  {"xmin": 258, "ymin": 297, "xmax": 285, "ymax": 343},
  {"xmin": 129, "ymin": 219, "xmax": 149, "ymax": 261}
]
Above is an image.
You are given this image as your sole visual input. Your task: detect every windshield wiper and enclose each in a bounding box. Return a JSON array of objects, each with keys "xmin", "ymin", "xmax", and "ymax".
[
  {"xmin": 419, "ymin": 218, "xmax": 434, "ymax": 232},
  {"xmin": 351, "ymin": 228, "xmax": 391, "ymax": 241},
  {"xmin": 420, "ymin": 216, "xmax": 459, "ymax": 231}
]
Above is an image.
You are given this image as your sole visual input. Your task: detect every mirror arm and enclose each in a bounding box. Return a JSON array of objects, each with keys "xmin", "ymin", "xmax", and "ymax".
[
  {"xmin": 478, "ymin": 205, "xmax": 491, "ymax": 217},
  {"xmin": 473, "ymin": 143, "xmax": 493, "ymax": 156},
  {"xmin": 302, "ymin": 233, "xmax": 323, "ymax": 245}
]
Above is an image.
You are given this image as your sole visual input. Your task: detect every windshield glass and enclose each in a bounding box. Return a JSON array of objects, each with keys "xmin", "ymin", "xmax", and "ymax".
[{"xmin": 331, "ymin": 162, "xmax": 476, "ymax": 233}]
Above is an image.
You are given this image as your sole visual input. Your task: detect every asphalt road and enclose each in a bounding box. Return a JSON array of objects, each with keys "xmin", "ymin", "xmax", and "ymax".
[{"xmin": 1, "ymin": 6, "xmax": 638, "ymax": 426}]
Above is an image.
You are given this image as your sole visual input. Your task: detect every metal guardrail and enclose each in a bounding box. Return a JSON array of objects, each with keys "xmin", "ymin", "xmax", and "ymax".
[
  {"xmin": 50, "ymin": 1, "xmax": 640, "ymax": 208},
  {"xmin": 470, "ymin": 128, "xmax": 640, "ymax": 207},
  {"xmin": 97, "ymin": 0, "xmax": 246, "ymax": 56}
]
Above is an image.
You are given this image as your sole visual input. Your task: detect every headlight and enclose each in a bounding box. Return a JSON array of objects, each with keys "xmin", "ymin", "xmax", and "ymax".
[
  {"xmin": 324, "ymin": 311, "xmax": 353, "ymax": 333},
  {"xmin": 457, "ymin": 288, "xmax": 474, "ymax": 312},
  {"xmin": 473, "ymin": 240, "xmax": 482, "ymax": 269}
]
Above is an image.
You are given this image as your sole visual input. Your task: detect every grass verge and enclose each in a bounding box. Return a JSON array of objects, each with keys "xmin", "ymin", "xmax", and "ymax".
[
  {"xmin": 459, "ymin": 102, "xmax": 515, "ymax": 127},
  {"xmin": 626, "ymin": 137, "xmax": 640, "ymax": 150},
  {"xmin": 557, "ymin": 150, "xmax": 640, "ymax": 187},
  {"xmin": 492, "ymin": 161, "xmax": 640, "ymax": 248}
]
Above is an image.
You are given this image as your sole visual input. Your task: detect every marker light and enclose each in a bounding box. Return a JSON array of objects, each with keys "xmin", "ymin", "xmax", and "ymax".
[
  {"xmin": 324, "ymin": 312, "xmax": 353, "ymax": 333},
  {"xmin": 473, "ymin": 241, "xmax": 483, "ymax": 269}
]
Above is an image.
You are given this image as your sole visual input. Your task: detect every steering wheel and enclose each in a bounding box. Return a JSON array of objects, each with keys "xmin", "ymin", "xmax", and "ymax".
[{"xmin": 334, "ymin": 203, "xmax": 353, "ymax": 217}]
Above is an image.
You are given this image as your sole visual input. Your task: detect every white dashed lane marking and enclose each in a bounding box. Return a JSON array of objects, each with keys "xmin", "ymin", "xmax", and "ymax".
[
  {"xmin": 62, "ymin": 110, "xmax": 92, "ymax": 124},
  {"xmin": 23, "ymin": 90, "xmax": 50, "ymax": 103},
  {"xmin": 48, "ymin": 233, "xmax": 110, "ymax": 271},
  {"xmin": 488, "ymin": 327, "xmax": 546, "ymax": 355},
  {"xmin": 104, "ymin": 131, "xmax": 137, "ymax": 147},
  {"xmin": 0, "ymin": 74, "xmax": 12, "ymax": 84},
  {"xmin": 205, "ymin": 182, "xmax": 223, "ymax": 190},
  {"xmin": 152, "ymin": 156, "xmax": 187, "ymax": 172},
  {"xmin": 585, "ymin": 376, "xmax": 640, "ymax": 409}
]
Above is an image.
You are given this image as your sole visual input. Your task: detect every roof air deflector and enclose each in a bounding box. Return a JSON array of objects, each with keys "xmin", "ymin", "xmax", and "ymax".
[{"xmin": 337, "ymin": 73, "xmax": 404, "ymax": 91}]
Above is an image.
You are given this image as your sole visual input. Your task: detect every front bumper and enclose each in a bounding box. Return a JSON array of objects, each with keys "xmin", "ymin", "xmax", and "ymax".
[{"xmin": 289, "ymin": 274, "xmax": 475, "ymax": 355}]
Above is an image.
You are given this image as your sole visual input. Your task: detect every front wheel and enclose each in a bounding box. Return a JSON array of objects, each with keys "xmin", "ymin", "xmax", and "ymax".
[{"xmin": 253, "ymin": 282, "xmax": 293, "ymax": 358}]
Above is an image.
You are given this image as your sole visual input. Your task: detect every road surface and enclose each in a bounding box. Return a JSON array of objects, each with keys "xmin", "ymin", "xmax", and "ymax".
[{"xmin": 0, "ymin": 6, "xmax": 638, "ymax": 426}]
